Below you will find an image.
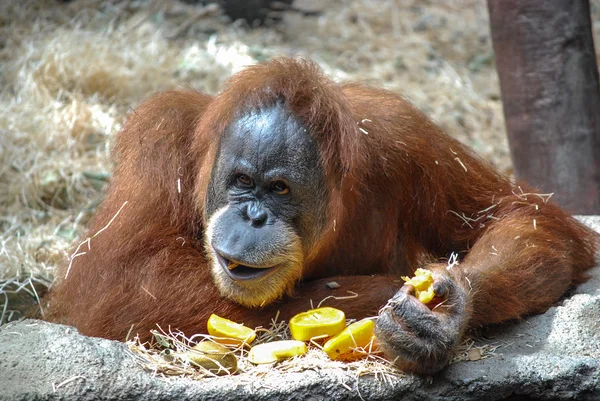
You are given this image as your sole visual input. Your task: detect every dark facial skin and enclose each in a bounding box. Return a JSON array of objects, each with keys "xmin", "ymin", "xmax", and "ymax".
[{"xmin": 204, "ymin": 103, "xmax": 327, "ymax": 306}]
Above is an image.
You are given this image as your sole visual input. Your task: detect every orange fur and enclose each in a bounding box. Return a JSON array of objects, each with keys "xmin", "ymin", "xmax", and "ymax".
[{"xmin": 44, "ymin": 58, "xmax": 598, "ymax": 357}]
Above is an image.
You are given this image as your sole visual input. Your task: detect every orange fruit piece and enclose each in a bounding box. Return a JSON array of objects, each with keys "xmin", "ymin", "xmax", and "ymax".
[
  {"xmin": 323, "ymin": 318, "xmax": 376, "ymax": 360},
  {"xmin": 401, "ymin": 268, "xmax": 435, "ymax": 304},
  {"xmin": 248, "ymin": 340, "xmax": 308, "ymax": 364},
  {"xmin": 289, "ymin": 307, "xmax": 346, "ymax": 341},
  {"xmin": 207, "ymin": 314, "xmax": 256, "ymax": 345}
]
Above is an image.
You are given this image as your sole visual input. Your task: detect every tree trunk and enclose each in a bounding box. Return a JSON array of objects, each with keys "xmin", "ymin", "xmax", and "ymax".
[{"xmin": 488, "ymin": 0, "xmax": 600, "ymax": 214}]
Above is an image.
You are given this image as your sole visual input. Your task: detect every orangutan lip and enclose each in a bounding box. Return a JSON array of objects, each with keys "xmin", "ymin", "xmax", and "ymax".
[{"xmin": 213, "ymin": 248, "xmax": 277, "ymax": 281}]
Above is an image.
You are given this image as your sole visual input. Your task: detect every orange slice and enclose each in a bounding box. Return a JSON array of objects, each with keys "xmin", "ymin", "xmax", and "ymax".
[
  {"xmin": 248, "ymin": 340, "xmax": 308, "ymax": 364},
  {"xmin": 402, "ymin": 268, "xmax": 435, "ymax": 304},
  {"xmin": 323, "ymin": 318, "xmax": 375, "ymax": 360},
  {"xmin": 207, "ymin": 314, "xmax": 256, "ymax": 345},
  {"xmin": 289, "ymin": 307, "xmax": 346, "ymax": 341}
]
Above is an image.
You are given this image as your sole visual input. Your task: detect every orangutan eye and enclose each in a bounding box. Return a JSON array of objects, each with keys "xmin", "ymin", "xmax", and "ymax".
[
  {"xmin": 270, "ymin": 181, "xmax": 289, "ymax": 195},
  {"xmin": 236, "ymin": 173, "xmax": 254, "ymax": 188}
]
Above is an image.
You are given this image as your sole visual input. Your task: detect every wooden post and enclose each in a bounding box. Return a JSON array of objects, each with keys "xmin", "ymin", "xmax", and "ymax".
[{"xmin": 488, "ymin": 0, "xmax": 600, "ymax": 214}]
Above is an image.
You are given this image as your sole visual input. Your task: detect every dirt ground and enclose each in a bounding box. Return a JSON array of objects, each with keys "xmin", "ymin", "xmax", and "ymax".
[{"xmin": 1, "ymin": 0, "xmax": 599, "ymax": 322}]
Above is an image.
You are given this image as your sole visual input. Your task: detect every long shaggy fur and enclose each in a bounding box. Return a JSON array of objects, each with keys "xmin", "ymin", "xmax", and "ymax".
[{"xmin": 44, "ymin": 58, "xmax": 598, "ymax": 369}]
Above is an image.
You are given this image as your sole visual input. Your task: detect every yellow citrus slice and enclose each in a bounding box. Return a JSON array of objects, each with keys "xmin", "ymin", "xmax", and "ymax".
[
  {"xmin": 289, "ymin": 307, "xmax": 346, "ymax": 341},
  {"xmin": 248, "ymin": 340, "xmax": 308, "ymax": 364},
  {"xmin": 206, "ymin": 314, "xmax": 256, "ymax": 345},
  {"xmin": 323, "ymin": 318, "xmax": 375, "ymax": 360},
  {"xmin": 402, "ymin": 268, "xmax": 435, "ymax": 304}
]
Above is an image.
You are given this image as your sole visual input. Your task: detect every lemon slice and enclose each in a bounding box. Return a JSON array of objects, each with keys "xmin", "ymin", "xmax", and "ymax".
[
  {"xmin": 289, "ymin": 307, "xmax": 346, "ymax": 341},
  {"xmin": 401, "ymin": 268, "xmax": 435, "ymax": 304},
  {"xmin": 248, "ymin": 340, "xmax": 308, "ymax": 364},
  {"xmin": 323, "ymin": 318, "xmax": 375, "ymax": 360},
  {"xmin": 207, "ymin": 314, "xmax": 256, "ymax": 345}
]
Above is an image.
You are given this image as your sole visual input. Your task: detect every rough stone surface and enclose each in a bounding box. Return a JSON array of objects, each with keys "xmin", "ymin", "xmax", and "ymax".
[{"xmin": 1, "ymin": 217, "xmax": 599, "ymax": 401}]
